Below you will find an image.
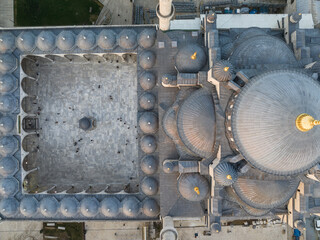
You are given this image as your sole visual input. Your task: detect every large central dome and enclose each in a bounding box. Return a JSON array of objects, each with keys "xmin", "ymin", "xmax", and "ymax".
[{"xmin": 231, "ymin": 70, "xmax": 320, "ymax": 175}]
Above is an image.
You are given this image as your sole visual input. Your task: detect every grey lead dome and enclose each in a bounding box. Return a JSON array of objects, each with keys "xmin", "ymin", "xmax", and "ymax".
[
  {"xmin": 118, "ymin": 29, "xmax": 137, "ymax": 50},
  {"xmin": 56, "ymin": 31, "xmax": 75, "ymax": 51},
  {"xmin": 175, "ymin": 44, "xmax": 206, "ymax": 73},
  {"xmin": 0, "ymin": 54, "xmax": 17, "ymax": 73},
  {"xmin": 122, "ymin": 196, "xmax": 140, "ymax": 217},
  {"xmin": 142, "ymin": 198, "xmax": 160, "ymax": 217},
  {"xmin": 0, "ymin": 94, "xmax": 18, "ymax": 113},
  {"xmin": 0, "ymin": 156, "xmax": 18, "ymax": 176},
  {"xmin": 76, "ymin": 30, "xmax": 96, "ymax": 50},
  {"xmin": 0, "ymin": 136, "xmax": 18, "ymax": 156},
  {"xmin": 80, "ymin": 197, "xmax": 99, "ymax": 217},
  {"xmin": 60, "ymin": 197, "xmax": 79, "ymax": 217},
  {"xmin": 16, "ymin": 31, "xmax": 36, "ymax": 52},
  {"xmin": 36, "ymin": 31, "xmax": 56, "ymax": 52},
  {"xmin": 138, "ymin": 29, "xmax": 156, "ymax": 49},
  {"xmin": 178, "ymin": 173, "xmax": 209, "ymax": 202},
  {"xmin": 214, "ymin": 162, "xmax": 238, "ymax": 186},
  {"xmin": 140, "ymin": 155, "xmax": 158, "ymax": 175},
  {"xmin": 40, "ymin": 196, "xmax": 59, "ymax": 217},
  {"xmin": 0, "ymin": 32, "xmax": 15, "ymax": 53},
  {"xmin": 0, "ymin": 74, "xmax": 17, "ymax": 93},
  {"xmin": 20, "ymin": 197, "xmax": 38, "ymax": 217},
  {"xmin": 0, "ymin": 177, "xmax": 19, "ymax": 197},
  {"xmin": 141, "ymin": 176, "xmax": 159, "ymax": 196},
  {"xmin": 97, "ymin": 30, "xmax": 117, "ymax": 50},
  {"xmin": 231, "ymin": 70, "xmax": 320, "ymax": 175},
  {"xmin": 140, "ymin": 135, "xmax": 157, "ymax": 154},
  {"xmin": 139, "ymin": 71, "xmax": 156, "ymax": 90},
  {"xmin": 101, "ymin": 197, "xmax": 120, "ymax": 217},
  {"xmin": 0, "ymin": 197, "xmax": 18, "ymax": 217},
  {"xmin": 0, "ymin": 116, "xmax": 15, "ymax": 133},
  {"xmin": 139, "ymin": 51, "xmax": 156, "ymax": 69},
  {"xmin": 139, "ymin": 112, "xmax": 158, "ymax": 134},
  {"xmin": 139, "ymin": 92, "xmax": 156, "ymax": 110}
]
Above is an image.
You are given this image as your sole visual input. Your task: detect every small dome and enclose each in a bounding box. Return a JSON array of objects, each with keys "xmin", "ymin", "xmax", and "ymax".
[
  {"xmin": 0, "ymin": 116, "xmax": 15, "ymax": 133},
  {"xmin": 118, "ymin": 29, "xmax": 137, "ymax": 50},
  {"xmin": 0, "ymin": 32, "xmax": 15, "ymax": 53},
  {"xmin": 139, "ymin": 71, "xmax": 156, "ymax": 90},
  {"xmin": 139, "ymin": 112, "xmax": 158, "ymax": 134},
  {"xmin": 0, "ymin": 177, "xmax": 19, "ymax": 197},
  {"xmin": 97, "ymin": 30, "xmax": 117, "ymax": 50},
  {"xmin": 178, "ymin": 173, "xmax": 209, "ymax": 202},
  {"xmin": 211, "ymin": 223, "xmax": 221, "ymax": 233},
  {"xmin": 60, "ymin": 197, "xmax": 79, "ymax": 217},
  {"xmin": 0, "ymin": 197, "xmax": 18, "ymax": 217},
  {"xmin": 122, "ymin": 196, "xmax": 140, "ymax": 218},
  {"xmin": 0, "ymin": 136, "xmax": 18, "ymax": 156},
  {"xmin": 139, "ymin": 51, "xmax": 156, "ymax": 69},
  {"xmin": 0, "ymin": 156, "xmax": 18, "ymax": 176},
  {"xmin": 138, "ymin": 29, "xmax": 156, "ymax": 49},
  {"xmin": 294, "ymin": 219, "xmax": 306, "ymax": 231},
  {"xmin": 79, "ymin": 117, "xmax": 91, "ymax": 131},
  {"xmin": 140, "ymin": 135, "xmax": 157, "ymax": 154},
  {"xmin": 80, "ymin": 197, "xmax": 99, "ymax": 217},
  {"xmin": 163, "ymin": 161, "xmax": 175, "ymax": 174},
  {"xmin": 101, "ymin": 197, "xmax": 120, "ymax": 217},
  {"xmin": 0, "ymin": 94, "xmax": 17, "ymax": 112},
  {"xmin": 177, "ymin": 89, "xmax": 215, "ymax": 158},
  {"xmin": 139, "ymin": 92, "xmax": 156, "ymax": 110},
  {"xmin": 175, "ymin": 44, "xmax": 206, "ymax": 73},
  {"xmin": 56, "ymin": 31, "xmax": 75, "ymax": 51},
  {"xmin": 141, "ymin": 176, "xmax": 158, "ymax": 196},
  {"xmin": 36, "ymin": 31, "xmax": 56, "ymax": 52},
  {"xmin": 40, "ymin": 196, "xmax": 59, "ymax": 217},
  {"xmin": 0, "ymin": 54, "xmax": 17, "ymax": 73},
  {"xmin": 16, "ymin": 31, "xmax": 36, "ymax": 52},
  {"xmin": 142, "ymin": 198, "xmax": 160, "ymax": 217},
  {"xmin": 76, "ymin": 30, "xmax": 96, "ymax": 50},
  {"xmin": 0, "ymin": 74, "xmax": 17, "ymax": 93},
  {"xmin": 140, "ymin": 155, "xmax": 158, "ymax": 175},
  {"xmin": 212, "ymin": 60, "xmax": 234, "ymax": 82},
  {"xmin": 20, "ymin": 197, "xmax": 38, "ymax": 217},
  {"xmin": 214, "ymin": 162, "xmax": 238, "ymax": 186}
]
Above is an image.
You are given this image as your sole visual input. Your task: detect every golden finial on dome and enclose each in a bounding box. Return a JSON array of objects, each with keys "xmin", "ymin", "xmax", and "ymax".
[
  {"xmin": 296, "ymin": 113, "xmax": 320, "ymax": 132},
  {"xmin": 191, "ymin": 52, "xmax": 197, "ymax": 60},
  {"xmin": 194, "ymin": 186, "xmax": 200, "ymax": 195}
]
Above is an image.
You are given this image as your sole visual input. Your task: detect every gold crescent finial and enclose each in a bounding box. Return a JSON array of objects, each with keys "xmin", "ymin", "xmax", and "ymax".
[
  {"xmin": 194, "ymin": 186, "xmax": 200, "ymax": 195},
  {"xmin": 296, "ymin": 113, "xmax": 320, "ymax": 132},
  {"xmin": 224, "ymin": 67, "xmax": 229, "ymax": 72},
  {"xmin": 226, "ymin": 174, "xmax": 232, "ymax": 180},
  {"xmin": 191, "ymin": 52, "xmax": 197, "ymax": 60}
]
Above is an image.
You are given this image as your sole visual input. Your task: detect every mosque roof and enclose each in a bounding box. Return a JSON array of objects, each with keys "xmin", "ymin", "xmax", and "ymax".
[
  {"xmin": 140, "ymin": 155, "xmax": 158, "ymax": 175},
  {"xmin": 178, "ymin": 173, "xmax": 209, "ymax": 202},
  {"xmin": 39, "ymin": 197, "xmax": 59, "ymax": 217},
  {"xmin": 100, "ymin": 197, "xmax": 120, "ymax": 217},
  {"xmin": 0, "ymin": 177, "xmax": 19, "ymax": 197},
  {"xmin": 118, "ymin": 29, "xmax": 137, "ymax": 50},
  {"xmin": 175, "ymin": 43, "xmax": 206, "ymax": 73},
  {"xmin": 16, "ymin": 31, "xmax": 36, "ymax": 52},
  {"xmin": 0, "ymin": 74, "xmax": 17, "ymax": 93},
  {"xmin": 139, "ymin": 71, "xmax": 156, "ymax": 90},
  {"xmin": 20, "ymin": 197, "xmax": 38, "ymax": 217},
  {"xmin": 212, "ymin": 60, "xmax": 234, "ymax": 82},
  {"xmin": 139, "ymin": 112, "xmax": 158, "ymax": 134},
  {"xmin": 0, "ymin": 197, "xmax": 19, "ymax": 217},
  {"xmin": 0, "ymin": 116, "xmax": 15, "ymax": 133},
  {"xmin": 138, "ymin": 29, "xmax": 156, "ymax": 49},
  {"xmin": 122, "ymin": 196, "xmax": 140, "ymax": 218},
  {"xmin": 97, "ymin": 30, "xmax": 117, "ymax": 50},
  {"xmin": 0, "ymin": 32, "xmax": 15, "ymax": 53},
  {"xmin": 231, "ymin": 70, "xmax": 320, "ymax": 175},
  {"xmin": 0, "ymin": 94, "xmax": 18, "ymax": 113},
  {"xmin": 139, "ymin": 50, "xmax": 156, "ymax": 69},
  {"xmin": 214, "ymin": 162, "xmax": 238, "ymax": 186},
  {"xmin": 80, "ymin": 197, "xmax": 99, "ymax": 217},
  {"xmin": 36, "ymin": 31, "xmax": 56, "ymax": 52},
  {"xmin": 0, "ymin": 136, "xmax": 18, "ymax": 156},
  {"xmin": 141, "ymin": 176, "xmax": 159, "ymax": 196},
  {"xmin": 76, "ymin": 30, "xmax": 96, "ymax": 50},
  {"xmin": 0, "ymin": 156, "xmax": 18, "ymax": 177},
  {"xmin": 140, "ymin": 135, "xmax": 157, "ymax": 154},
  {"xmin": 56, "ymin": 30, "xmax": 75, "ymax": 51},
  {"xmin": 142, "ymin": 198, "xmax": 160, "ymax": 217},
  {"xmin": 0, "ymin": 54, "xmax": 17, "ymax": 73},
  {"xmin": 60, "ymin": 197, "xmax": 79, "ymax": 217},
  {"xmin": 139, "ymin": 92, "xmax": 156, "ymax": 110}
]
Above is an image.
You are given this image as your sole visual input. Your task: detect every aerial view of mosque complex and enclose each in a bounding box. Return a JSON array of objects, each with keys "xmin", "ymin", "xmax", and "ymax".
[{"xmin": 2, "ymin": 0, "xmax": 320, "ymax": 238}]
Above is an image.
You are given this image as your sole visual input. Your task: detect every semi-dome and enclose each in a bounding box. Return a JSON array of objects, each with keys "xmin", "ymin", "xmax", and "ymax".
[
  {"xmin": 214, "ymin": 162, "xmax": 238, "ymax": 186},
  {"xmin": 229, "ymin": 35, "xmax": 299, "ymax": 68},
  {"xmin": 140, "ymin": 135, "xmax": 157, "ymax": 154},
  {"xmin": 140, "ymin": 155, "xmax": 158, "ymax": 175},
  {"xmin": 0, "ymin": 197, "xmax": 18, "ymax": 217},
  {"xmin": 0, "ymin": 116, "xmax": 15, "ymax": 133},
  {"xmin": 212, "ymin": 60, "xmax": 234, "ymax": 82},
  {"xmin": 0, "ymin": 74, "xmax": 17, "ymax": 93},
  {"xmin": 139, "ymin": 92, "xmax": 156, "ymax": 110},
  {"xmin": 142, "ymin": 198, "xmax": 160, "ymax": 217},
  {"xmin": 60, "ymin": 197, "xmax": 79, "ymax": 217},
  {"xmin": 97, "ymin": 30, "xmax": 116, "ymax": 50},
  {"xmin": 141, "ymin": 176, "xmax": 158, "ymax": 196},
  {"xmin": 175, "ymin": 43, "xmax": 206, "ymax": 73},
  {"xmin": 16, "ymin": 31, "xmax": 36, "ymax": 52},
  {"xmin": 139, "ymin": 51, "xmax": 156, "ymax": 69},
  {"xmin": 20, "ymin": 197, "xmax": 38, "ymax": 217},
  {"xmin": 101, "ymin": 197, "xmax": 120, "ymax": 217},
  {"xmin": 177, "ymin": 88, "xmax": 215, "ymax": 158},
  {"xmin": 36, "ymin": 31, "xmax": 56, "ymax": 52},
  {"xmin": 230, "ymin": 70, "xmax": 320, "ymax": 175},
  {"xmin": 178, "ymin": 173, "xmax": 209, "ymax": 201},
  {"xmin": 138, "ymin": 29, "xmax": 156, "ymax": 49},
  {"xmin": 118, "ymin": 29, "xmax": 137, "ymax": 50},
  {"xmin": 0, "ymin": 177, "xmax": 19, "ymax": 197},
  {"xmin": 80, "ymin": 197, "xmax": 99, "ymax": 217},
  {"xmin": 139, "ymin": 71, "xmax": 156, "ymax": 90},
  {"xmin": 0, "ymin": 156, "xmax": 18, "ymax": 176},
  {"xmin": 139, "ymin": 112, "xmax": 158, "ymax": 134},
  {"xmin": 56, "ymin": 31, "xmax": 75, "ymax": 51},
  {"xmin": 232, "ymin": 176, "xmax": 300, "ymax": 209},
  {"xmin": 233, "ymin": 27, "xmax": 267, "ymax": 49},
  {"xmin": 40, "ymin": 196, "xmax": 59, "ymax": 217},
  {"xmin": 76, "ymin": 30, "xmax": 96, "ymax": 50},
  {"xmin": 0, "ymin": 32, "xmax": 15, "ymax": 53},
  {"xmin": 0, "ymin": 54, "xmax": 17, "ymax": 73},
  {"xmin": 0, "ymin": 94, "xmax": 18, "ymax": 112},
  {"xmin": 122, "ymin": 196, "xmax": 140, "ymax": 217},
  {"xmin": 0, "ymin": 136, "xmax": 18, "ymax": 156}
]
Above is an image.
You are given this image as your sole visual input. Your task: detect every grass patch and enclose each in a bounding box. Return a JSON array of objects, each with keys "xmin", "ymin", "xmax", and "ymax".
[
  {"xmin": 42, "ymin": 222, "xmax": 85, "ymax": 240},
  {"xmin": 15, "ymin": 0, "xmax": 103, "ymax": 26}
]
